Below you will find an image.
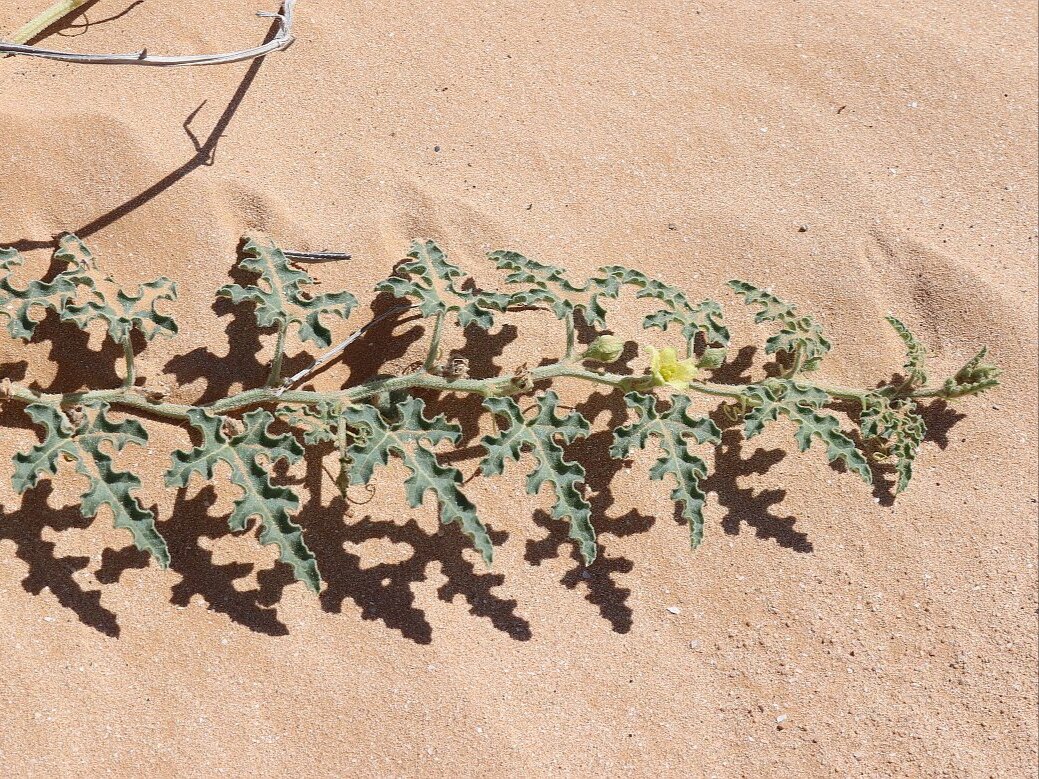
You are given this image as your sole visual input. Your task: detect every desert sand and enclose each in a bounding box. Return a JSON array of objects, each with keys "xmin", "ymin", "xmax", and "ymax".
[{"xmin": 1, "ymin": 1, "xmax": 1036, "ymax": 776}]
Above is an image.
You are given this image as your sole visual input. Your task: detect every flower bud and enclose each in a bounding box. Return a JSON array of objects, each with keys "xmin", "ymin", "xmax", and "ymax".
[
  {"xmin": 581, "ymin": 335, "xmax": 626, "ymax": 363},
  {"xmin": 696, "ymin": 347, "xmax": 727, "ymax": 370}
]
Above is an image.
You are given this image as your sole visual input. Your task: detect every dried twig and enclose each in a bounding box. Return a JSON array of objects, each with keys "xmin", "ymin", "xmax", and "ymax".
[
  {"xmin": 279, "ymin": 304, "xmax": 417, "ymax": 391},
  {"xmin": 1, "ymin": 0, "xmax": 295, "ymax": 66},
  {"xmin": 283, "ymin": 249, "xmax": 353, "ymax": 263}
]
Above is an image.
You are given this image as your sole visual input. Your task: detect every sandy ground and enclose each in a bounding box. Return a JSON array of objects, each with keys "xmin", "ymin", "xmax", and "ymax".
[{"xmin": 0, "ymin": 1, "xmax": 1036, "ymax": 776}]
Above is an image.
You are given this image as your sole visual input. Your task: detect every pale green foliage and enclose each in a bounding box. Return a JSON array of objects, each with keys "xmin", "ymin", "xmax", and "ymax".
[
  {"xmin": 0, "ymin": 236, "xmax": 92, "ymax": 340},
  {"xmin": 481, "ymin": 391, "xmax": 595, "ymax": 563},
  {"xmin": 0, "ymin": 235, "xmax": 1001, "ymax": 599},
  {"xmin": 219, "ymin": 237, "xmax": 357, "ymax": 348},
  {"xmin": 886, "ymin": 315, "xmax": 928, "ymax": 388},
  {"xmin": 13, "ymin": 402, "xmax": 169, "ymax": 568},
  {"xmin": 57, "ymin": 235, "xmax": 178, "ymax": 344},
  {"xmin": 492, "ymin": 250, "xmax": 619, "ymax": 327},
  {"xmin": 741, "ymin": 379, "xmax": 872, "ymax": 483},
  {"xmin": 944, "ymin": 347, "xmax": 1001, "ymax": 398},
  {"xmin": 376, "ymin": 240, "xmax": 527, "ymax": 330},
  {"xmin": 1, "ymin": 234, "xmax": 176, "ymax": 344},
  {"xmin": 277, "ymin": 401, "xmax": 340, "ymax": 445},
  {"xmin": 165, "ymin": 408, "xmax": 319, "ymax": 592},
  {"xmin": 611, "ymin": 392, "xmax": 721, "ymax": 547},
  {"xmin": 341, "ymin": 397, "xmax": 493, "ymax": 564},
  {"xmin": 602, "ymin": 266, "xmax": 730, "ymax": 349},
  {"xmin": 860, "ymin": 394, "xmax": 926, "ymax": 493},
  {"xmin": 728, "ymin": 280, "xmax": 830, "ymax": 371}
]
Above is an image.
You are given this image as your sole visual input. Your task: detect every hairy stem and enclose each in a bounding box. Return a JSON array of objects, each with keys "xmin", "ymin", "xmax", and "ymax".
[
  {"xmin": 564, "ymin": 314, "xmax": 576, "ymax": 359},
  {"xmin": 3, "ymin": 354, "xmax": 955, "ymax": 427},
  {"xmin": 423, "ymin": 312, "xmax": 445, "ymax": 372},
  {"xmin": 122, "ymin": 340, "xmax": 136, "ymax": 388},
  {"xmin": 6, "ymin": 0, "xmax": 86, "ymax": 45},
  {"xmin": 265, "ymin": 321, "xmax": 288, "ymax": 387}
]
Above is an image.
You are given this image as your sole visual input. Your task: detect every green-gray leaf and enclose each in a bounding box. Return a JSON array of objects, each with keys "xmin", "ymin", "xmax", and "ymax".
[
  {"xmin": 742, "ymin": 378, "xmax": 872, "ymax": 483},
  {"xmin": 885, "ymin": 315, "xmax": 928, "ymax": 388},
  {"xmin": 492, "ymin": 250, "xmax": 619, "ymax": 328},
  {"xmin": 610, "ymin": 392, "xmax": 721, "ymax": 547},
  {"xmin": 860, "ymin": 394, "xmax": 926, "ymax": 493},
  {"xmin": 219, "ymin": 237, "xmax": 357, "ymax": 348},
  {"xmin": 341, "ymin": 397, "xmax": 493, "ymax": 564},
  {"xmin": 54, "ymin": 234, "xmax": 179, "ymax": 344},
  {"xmin": 603, "ymin": 265, "xmax": 730, "ymax": 347},
  {"xmin": 481, "ymin": 391, "xmax": 595, "ymax": 563},
  {"xmin": 165, "ymin": 408, "xmax": 319, "ymax": 592},
  {"xmin": 0, "ymin": 235, "xmax": 93, "ymax": 341},
  {"xmin": 13, "ymin": 402, "xmax": 169, "ymax": 568},
  {"xmin": 728, "ymin": 280, "xmax": 830, "ymax": 370}
]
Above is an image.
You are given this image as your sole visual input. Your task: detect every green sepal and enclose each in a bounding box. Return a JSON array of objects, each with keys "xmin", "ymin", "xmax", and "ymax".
[
  {"xmin": 12, "ymin": 402, "xmax": 170, "ymax": 569},
  {"xmin": 0, "ymin": 235, "xmax": 93, "ymax": 341},
  {"xmin": 492, "ymin": 251, "xmax": 619, "ymax": 328},
  {"xmin": 218, "ymin": 237, "xmax": 357, "ymax": 349},
  {"xmin": 741, "ymin": 378, "xmax": 872, "ymax": 483},
  {"xmin": 610, "ymin": 392, "xmax": 721, "ymax": 547},
  {"xmin": 860, "ymin": 394, "xmax": 926, "ymax": 493},
  {"xmin": 165, "ymin": 408, "xmax": 319, "ymax": 592},
  {"xmin": 341, "ymin": 397, "xmax": 493, "ymax": 564},
  {"xmin": 885, "ymin": 315, "xmax": 928, "ymax": 387},
  {"xmin": 481, "ymin": 391, "xmax": 596, "ymax": 563},
  {"xmin": 601, "ymin": 265, "xmax": 730, "ymax": 347},
  {"xmin": 728, "ymin": 280, "xmax": 830, "ymax": 371}
]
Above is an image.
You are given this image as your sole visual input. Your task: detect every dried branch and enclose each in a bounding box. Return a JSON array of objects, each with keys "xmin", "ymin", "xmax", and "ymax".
[{"xmin": 1, "ymin": 0, "xmax": 295, "ymax": 67}]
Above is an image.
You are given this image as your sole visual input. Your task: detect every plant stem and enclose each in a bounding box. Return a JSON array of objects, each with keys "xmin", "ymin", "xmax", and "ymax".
[
  {"xmin": 564, "ymin": 314, "xmax": 576, "ymax": 359},
  {"xmin": 5, "ymin": 353, "xmax": 941, "ymax": 427},
  {"xmin": 122, "ymin": 340, "xmax": 136, "ymax": 388},
  {"xmin": 6, "ymin": 0, "xmax": 86, "ymax": 45},
  {"xmin": 423, "ymin": 312, "xmax": 445, "ymax": 372},
  {"xmin": 266, "ymin": 322, "xmax": 288, "ymax": 387}
]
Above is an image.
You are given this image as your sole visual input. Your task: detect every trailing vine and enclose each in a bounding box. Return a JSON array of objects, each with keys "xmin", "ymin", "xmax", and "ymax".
[{"xmin": 0, "ymin": 235, "xmax": 1000, "ymax": 593}]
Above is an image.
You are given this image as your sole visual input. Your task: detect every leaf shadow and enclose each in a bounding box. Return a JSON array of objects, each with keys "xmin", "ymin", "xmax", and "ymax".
[
  {"xmin": 291, "ymin": 444, "xmax": 532, "ymax": 644},
  {"xmin": 97, "ymin": 485, "xmax": 292, "ymax": 637},
  {"xmin": 0, "ymin": 481, "xmax": 120, "ymax": 638},
  {"xmin": 163, "ymin": 246, "xmax": 311, "ymax": 403}
]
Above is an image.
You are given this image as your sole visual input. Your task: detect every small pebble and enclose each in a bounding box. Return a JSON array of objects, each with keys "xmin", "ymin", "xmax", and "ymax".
[
  {"xmin": 433, "ymin": 145, "xmax": 441, "ymax": 152},
  {"xmin": 667, "ymin": 606, "xmax": 681, "ymax": 615},
  {"xmin": 798, "ymin": 224, "xmax": 809, "ymax": 232}
]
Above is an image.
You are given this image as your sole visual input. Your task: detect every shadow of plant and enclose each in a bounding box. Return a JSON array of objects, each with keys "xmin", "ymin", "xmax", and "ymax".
[{"xmin": 0, "ymin": 482, "xmax": 121, "ymax": 637}]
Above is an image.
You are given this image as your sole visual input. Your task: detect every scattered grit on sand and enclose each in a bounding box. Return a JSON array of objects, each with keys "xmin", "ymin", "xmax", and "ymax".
[{"xmin": 0, "ymin": 1, "xmax": 1036, "ymax": 776}]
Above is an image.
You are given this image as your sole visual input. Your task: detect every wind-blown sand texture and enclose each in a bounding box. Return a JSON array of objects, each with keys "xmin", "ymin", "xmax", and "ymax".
[{"xmin": 1, "ymin": 1, "xmax": 1036, "ymax": 776}]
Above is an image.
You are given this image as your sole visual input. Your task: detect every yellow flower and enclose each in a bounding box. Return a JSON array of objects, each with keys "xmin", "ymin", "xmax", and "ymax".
[{"xmin": 647, "ymin": 346, "xmax": 698, "ymax": 390}]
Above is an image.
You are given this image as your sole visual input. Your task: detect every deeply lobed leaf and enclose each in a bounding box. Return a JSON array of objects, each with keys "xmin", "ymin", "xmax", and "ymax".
[
  {"xmin": 13, "ymin": 402, "xmax": 169, "ymax": 568},
  {"xmin": 165, "ymin": 408, "xmax": 319, "ymax": 592},
  {"xmin": 341, "ymin": 397, "xmax": 493, "ymax": 563},
  {"xmin": 56, "ymin": 235, "xmax": 178, "ymax": 344},
  {"xmin": 492, "ymin": 250, "xmax": 619, "ymax": 328},
  {"xmin": 741, "ymin": 379, "xmax": 872, "ymax": 483},
  {"xmin": 376, "ymin": 240, "xmax": 530, "ymax": 330},
  {"xmin": 860, "ymin": 394, "xmax": 926, "ymax": 493},
  {"xmin": 481, "ymin": 391, "xmax": 596, "ymax": 563},
  {"xmin": 602, "ymin": 265, "xmax": 730, "ymax": 348},
  {"xmin": 611, "ymin": 392, "xmax": 721, "ymax": 547},
  {"xmin": 0, "ymin": 236, "xmax": 92, "ymax": 341},
  {"xmin": 219, "ymin": 237, "xmax": 356, "ymax": 348},
  {"xmin": 885, "ymin": 315, "xmax": 928, "ymax": 388},
  {"xmin": 728, "ymin": 280, "xmax": 830, "ymax": 371}
]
